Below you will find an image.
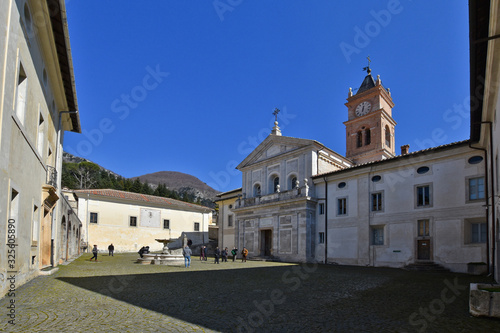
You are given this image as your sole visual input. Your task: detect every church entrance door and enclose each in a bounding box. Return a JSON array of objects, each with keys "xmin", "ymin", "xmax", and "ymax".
[{"xmin": 260, "ymin": 230, "xmax": 272, "ymax": 257}]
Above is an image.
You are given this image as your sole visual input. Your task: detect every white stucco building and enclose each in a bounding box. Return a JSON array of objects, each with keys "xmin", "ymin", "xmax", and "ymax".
[
  {"xmin": 74, "ymin": 189, "xmax": 212, "ymax": 253},
  {"xmin": 0, "ymin": 0, "xmax": 82, "ymax": 296},
  {"xmin": 218, "ymin": 66, "xmax": 489, "ymax": 274}
]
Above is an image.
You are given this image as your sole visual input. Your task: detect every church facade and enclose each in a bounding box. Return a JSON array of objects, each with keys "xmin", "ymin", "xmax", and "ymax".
[{"xmin": 218, "ymin": 69, "xmax": 488, "ymax": 273}]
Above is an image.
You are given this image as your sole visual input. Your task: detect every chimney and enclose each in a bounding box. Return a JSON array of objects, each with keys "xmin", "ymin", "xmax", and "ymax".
[{"xmin": 401, "ymin": 144, "xmax": 410, "ymax": 155}]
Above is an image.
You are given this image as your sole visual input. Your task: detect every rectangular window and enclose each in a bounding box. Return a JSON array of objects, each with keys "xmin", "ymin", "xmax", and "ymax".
[
  {"xmin": 319, "ymin": 203, "xmax": 325, "ymax": 215},
  {"xmin": 416, "ymin": 185, "xmax": 431, "ymax": 207},
  {"xmin": 228, "ymin": 215, "xmax": 233, "ymax": 227},
  {"xmin": 319, "ymin": 232, "xmax": 325, "ymax": 244},
  {"xmin": 194, "ymin": 222, "xmax": 200, "ymax": 231},
  {"xmin": 471, "ymin": 223, "xmax": 487, "ymax": 243},
  {"xmin": 32, "ymin": 204, "xmax": 39, "ymax": 242},
  {"xmin": 371, "ymin": 192, "xmax": 382, "ymax": 211},
  {"xmin": 371, "ymin": 227, "xmax": 384, "ymax": 245},
  {"xmin": 37, "ymin": 112, "xmax": 44, "ymax": 155},
  {"xmin": 418, "ymin": 219, "xmax": 430, "ymax": 237},
  {"xmin": 89, "ymin": 212, "xmax": 98, "ymax": 224},
  {"xmin": 469, "ymin": 177, "xmax": 485, "ymax": 200},
  {"xmin": 15, "ymin": 63, "xmax": 28, "ymax": 125},
  {"xmin": 129, "ymin": 216, "xmax": 137, "ymax": 227},
  {"xmin": 337, "ymin": 198, "xmax": 347, "ymax": 215},
  {"xmin": 10, "ymin": 189, "xmax": 20, "ymax": 239},
  {"xmin": 163, "ymin": 219, "xmax": 170, "ymax": 229}
]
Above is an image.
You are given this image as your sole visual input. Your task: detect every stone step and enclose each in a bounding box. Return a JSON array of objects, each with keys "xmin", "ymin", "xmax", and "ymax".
[{"xmin": 404, "ymin": 261, "xmax": 450, "ymax": 272}]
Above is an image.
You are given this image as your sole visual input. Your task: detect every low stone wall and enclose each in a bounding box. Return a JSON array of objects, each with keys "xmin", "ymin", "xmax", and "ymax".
[{"xmin": 469, "ymin": 283, "xmax": 500, "ymax": 318}]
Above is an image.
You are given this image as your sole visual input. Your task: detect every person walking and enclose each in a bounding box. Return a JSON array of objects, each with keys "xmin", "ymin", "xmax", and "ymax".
[
  {"xmin": 90, "ymin": 245, "xmax": 98, "ymax": 261},
  {"xmin": 231, "ymin": 247, "xmax": 238, "ymax": 262},
  {"xmin": 183, "ymin": 245, "xmax": 192, "ymax": 268},
  {"xmin": 241, "ymin": 247, "xmax": 248, "ymax": 262},
  {"xmin": 108, "ymin": 243, "xmax": 114, "ymax": 256},
  {"xmin": 204, "ymin": 246, "xmax": 208, "ymax": 261},
  {"xmin": 222, "ymin": 247, "xmax": 229, "ymax": 262},
  {"xmin": 214, "ymin": 247, "xmax": 220, "ymax": 264},
  {"xmin": 200, "ymin": 246, "xmax": 205, "ymax": 261}
]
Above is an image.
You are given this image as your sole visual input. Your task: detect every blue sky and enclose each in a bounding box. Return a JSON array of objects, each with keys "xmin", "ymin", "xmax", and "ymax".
[{"xmin": 63, "ymin": 1, "xmax": 471, "ymax": 192}]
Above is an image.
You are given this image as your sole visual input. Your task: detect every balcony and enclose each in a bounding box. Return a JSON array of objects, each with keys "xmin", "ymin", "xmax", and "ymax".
[
  {"xmin": 46, "ymin": 165, "xmax": 57, "ymax": 189},
  {"xmin": 235, "ymin": 183, "xmax": 311, "ymax": 209}
]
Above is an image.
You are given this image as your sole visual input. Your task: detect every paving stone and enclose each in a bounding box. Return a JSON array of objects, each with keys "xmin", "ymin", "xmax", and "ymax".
[{"xmin": 0, "ymin": 253, "xmax": 498, "ymax": 332}]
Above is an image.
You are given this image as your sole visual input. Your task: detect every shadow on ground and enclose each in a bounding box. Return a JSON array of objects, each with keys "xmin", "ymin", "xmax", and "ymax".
[{"xmin": 57, "ymin": 260, "xmax": 499, "ymax": 332}]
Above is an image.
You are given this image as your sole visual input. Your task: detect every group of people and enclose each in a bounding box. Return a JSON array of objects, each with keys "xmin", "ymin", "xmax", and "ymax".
[
  {"xmin": 90, "ymin": 242, "xmax": 250, "ymax": 266},
  {"xmin": 89, "ymin": 243, "xmax": 115, "ymax": 261},
  {"xmin": 213, "ymin": 246, "xmax": 248, "ymax": 264}
]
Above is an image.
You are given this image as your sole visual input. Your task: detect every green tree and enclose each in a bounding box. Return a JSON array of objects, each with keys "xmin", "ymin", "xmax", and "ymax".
[
  {"xmin": 130, "ymin": 178, "xmax": 142, "ymax": 193},
  {"xmin": 65, "ymin": 161, "xmax": 100, "ymax": 189}
]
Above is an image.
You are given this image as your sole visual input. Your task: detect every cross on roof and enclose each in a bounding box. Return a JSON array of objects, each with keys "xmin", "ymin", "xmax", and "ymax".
[{"xmin": 273, "ymin": 108, "xmax": 280, "ymax": 122}]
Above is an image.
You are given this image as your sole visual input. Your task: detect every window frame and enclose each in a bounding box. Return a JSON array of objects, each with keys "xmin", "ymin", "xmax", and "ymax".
[
  {"xmin": 471, "ymin": 222, "xmax": 487, "ymax": 243},
  {"xmin": 194, "ymin": 222, "xmax": 200, "ymax": 231},
  {"xmin": 163, "ymin": 219, "xmax": 170, "ymax": 229},
  {"xmin": 371, "ymin": 226, "xmax": 384, "ymax": 246},
  {"xmin": 228, "ymin": 215, "xmax": 233, "ymax": 227},
  {"xmin": 467, "ymin": 176, "xmax": 485, "ymax": 202},
  {"xmin": 415, "ymin": 184, "xmax": 432, "ymax": 208},
  {"xmin": 89, "ymin": 212, "xmax": 98, "ymax": 224},
  {"xmin": 319, "ymin": 232, "xmax": 325, "ymax": 244},
  {"xmin": 129, "ymin": 216, "xmax": 137, "ymax": 227},
  {"xmin": 371, "ymin": 192, "xmax": 383, "ymax": 212},
  {"xmin": 418, "ymin": 219, "xmax": 430, "ymax": 237},
  {"xmin": 337, "ymin": 197, "xmax": 347, "ymax": 216},
  {"xmin": 319, "ymin": 203, "xmax": 325, "ymax": 215}
]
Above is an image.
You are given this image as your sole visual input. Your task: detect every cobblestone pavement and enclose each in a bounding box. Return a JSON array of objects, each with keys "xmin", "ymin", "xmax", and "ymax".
[{"xmin": 1, "ymin": 253, "xmax": 498, "ymax": 332}]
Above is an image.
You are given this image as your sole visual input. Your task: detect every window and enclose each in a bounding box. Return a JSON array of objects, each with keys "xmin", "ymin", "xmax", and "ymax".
[
  {"xmin": 371, "ymin": 175, "xmax": 381, "ymax": 182},
  {"xmin": 319, "ymin": 203, "xmax": 325, "ymax": 215},
  {"xmin": 468, "ymin": 156, "xmax": 483, "ymax": 164},
  {"xmin": 37, "ymin": 112, "xmax": 44, "ymax": 155},
  {"xmin": 194, "ymin": 222, "xmax": 200, "ymax": 231},
  {"xmin": 90, "ymin": 212, "xmax": 98, "ymax": 224},
  {"xmin": 357, "ymin": 131, "xmax": 363, "ymax": 148},
  {"xmin": 471, "ymin": 223, "xmax": 486, "ymax": 243},
  {"xmin": 228, "ymin": 215, "xmax": 233, "ymax": 227},
  {"xmin": 469, "ymin": 177, "xmax": 485, "ymax": 200},
  {"xmin": 418, "ymin": 219, "xmax": 430, "ymax": 237},
  {"xmin": 338, "ymin": 182, "xmax": 346, "ymax": 189},
  {"xmin": 129, "ymin": 216, "xmax": 137, "ymax": 227},
  {"xmin": 15, "ymin": 63, "xmax": 28, "ymax": 125},
  {"xmin": 319, "ymin": 232, "xmax": 325, "ymax": 244},
  {"xmin": 290, "ymin": 176, "xmax": 298, "ymax": 190},
  {"xmin": 371, "ymin": 227, "xmax": 384, "ymax": 245},
  {"xmin": 371, "ymin": 192, "xmax": 382, "ymax": 211},
  {"xmin": 416, "ymin": 185, "xmax": 431, "ymax": 207},
  {"xmin": 337, "ymin": 198, "xmax": 347, "ymax": 215},
  {"xmin": 417, "ymin": 166, "xmax": 430, "ymax": 174},
  {"xmin": 273, "ymin": 176, "xmax": 280, "ymax": 193},
  {"xmin": 365, "ymin": 129, "xmax": 371, "ymax": 145},
  {"xmin": 32, "ymin": 205, "xmax": 39, "ymax": 242},
  {"xmin": 163, "ymin": 219, "xmax": 170, "ymax": 229},
  {"xmin": 10, "ymin": 189, "xmax": 19, "ymax": 239},
  {"xmin": 385, "ymin": 126, "xmax": 391, "ymax": 147}
]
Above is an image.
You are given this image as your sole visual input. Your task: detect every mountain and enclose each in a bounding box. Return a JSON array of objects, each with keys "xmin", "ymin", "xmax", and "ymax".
[
  {"xmin": 62, "ymin": 152, "xmax": 218, "ymax": 205},
  {"xmin": 133, "ymin": 171, "xmax": 218, "ymax": 201}
]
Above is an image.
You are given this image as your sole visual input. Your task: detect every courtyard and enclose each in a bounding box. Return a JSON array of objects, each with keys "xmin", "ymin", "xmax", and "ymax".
[{"xmin": 1, "ymin": 253, "xmax": 498, "ymax": 332}]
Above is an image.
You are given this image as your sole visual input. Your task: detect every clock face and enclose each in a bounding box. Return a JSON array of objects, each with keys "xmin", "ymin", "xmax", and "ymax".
[{"xmin": 355, "ymin": 101, "xmax": 372, "ymax": 116}]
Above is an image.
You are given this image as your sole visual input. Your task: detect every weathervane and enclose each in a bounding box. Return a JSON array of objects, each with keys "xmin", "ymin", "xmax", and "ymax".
[
  {"xmin": 362, "ymin": 55, "xmax": 371, "ymax": 74},
  {"xmin": 273, "ymin": 108, "xmax": 280, "ymax": 122}
]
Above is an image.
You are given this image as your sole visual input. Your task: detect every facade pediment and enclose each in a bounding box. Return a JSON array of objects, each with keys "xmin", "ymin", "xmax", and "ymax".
[{"xmin": 237, "ymin": 135, "xmax": 318, "ymax": 170}]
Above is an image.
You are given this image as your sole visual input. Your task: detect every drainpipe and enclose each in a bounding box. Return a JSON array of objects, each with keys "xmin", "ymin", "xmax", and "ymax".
[
  {"xmin": 469, "ymin": 129, "xmax": 492, "ymax": 275},
  {"xmin": 323, "ymin": 176, "xmax": 328, "ymax": 264}
]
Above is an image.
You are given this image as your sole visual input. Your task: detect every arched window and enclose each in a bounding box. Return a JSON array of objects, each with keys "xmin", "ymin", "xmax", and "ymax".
[
  {"xmin": 274, "ymin": 176, "xmax": 280, "ymax": 192},
  {"xmin": 385, "ymin": 125, "xmax": 391, "ymax": 147},
  {"xmin": 289, "ymin": 175, "xmax": 298, "ymax": 190},
  {"xmin": 365, "ymin": 128, "xmax": 371, "ymax": 145},
  {"xmin": 253, "ymin": 183, "xmax": 261, "ymax": 197},
  {"xmin": 357, "ymin": 131, "xmax": 363, "ymax": 148}
]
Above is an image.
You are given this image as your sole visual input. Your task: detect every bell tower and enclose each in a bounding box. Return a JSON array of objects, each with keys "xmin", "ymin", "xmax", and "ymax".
[{"xmin": 344, "ymin": 65, "xmax": 396, "ymax": 164}]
